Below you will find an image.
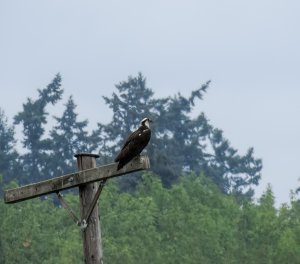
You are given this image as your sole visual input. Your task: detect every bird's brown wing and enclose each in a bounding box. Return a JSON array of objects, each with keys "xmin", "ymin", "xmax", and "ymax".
[
  {"xmin": 121, "ymin": 129, "xmax": 141, "ymax": 150},
  {"xmin": 114, "ymin": 128, "xmax": 142, "ymax": 162}
]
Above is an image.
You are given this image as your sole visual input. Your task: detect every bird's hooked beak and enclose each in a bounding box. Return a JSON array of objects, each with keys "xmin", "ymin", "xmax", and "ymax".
[{"xmin": 141, "ymin": 117, "xmax": 152, "ymax": 128}]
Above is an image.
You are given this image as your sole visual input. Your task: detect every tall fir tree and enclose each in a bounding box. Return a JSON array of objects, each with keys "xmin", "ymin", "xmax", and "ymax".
[
  {"xmin": 92, "ymin": 73, "xmax": 262, "ymax": 198},
  {"xmin": 0, "ymin": 108, "xmax": 20, "ymax": 186},
  {"xmin": 91, "ymin": 73, "xmax": 167, "ymax": 189},
  {"xmin": 48, "ymin": 96, "xmax": 92, "ymax": 177},
  {"xmin": 14, "ymin": 74, "xmax": 63, "ymax": 183}
]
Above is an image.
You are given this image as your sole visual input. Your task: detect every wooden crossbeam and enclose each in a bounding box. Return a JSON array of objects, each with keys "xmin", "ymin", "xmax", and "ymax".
[{"xmin": 4, "ymin": 155, "xmax": 150, "ymax": 204}]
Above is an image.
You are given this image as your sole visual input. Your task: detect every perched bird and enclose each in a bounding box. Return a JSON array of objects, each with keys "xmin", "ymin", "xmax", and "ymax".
[{"xmin": 115, "ymin": 117, "xmax": 152, "ymax": 170}]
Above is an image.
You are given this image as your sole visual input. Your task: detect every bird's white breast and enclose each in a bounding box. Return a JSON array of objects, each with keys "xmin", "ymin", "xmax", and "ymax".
[{"xmin": 144, "ymin": 120, "xmax": 150, "ymax": 128}]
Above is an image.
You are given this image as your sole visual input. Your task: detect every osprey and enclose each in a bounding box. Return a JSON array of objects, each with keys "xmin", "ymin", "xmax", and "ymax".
[{"xmin": 115, "ymin": 117, "xmax": 152, "ymax": 170}]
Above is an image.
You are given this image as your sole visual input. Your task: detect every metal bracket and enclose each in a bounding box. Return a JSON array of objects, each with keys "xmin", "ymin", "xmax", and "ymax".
[
  {"xmin": 80, "ymin": 219, "xmax": 88, "ymax": 230},
  {"xmin": 81, "ymin": 179, "xmax": 107, "ymax": 230},
  {"xmin": 56, "ymin": 179, "xmax": 107, "ymax": 230},
  {"xmin": 56, "ymin": 191, "xmax": 80, "ymax": 226}
]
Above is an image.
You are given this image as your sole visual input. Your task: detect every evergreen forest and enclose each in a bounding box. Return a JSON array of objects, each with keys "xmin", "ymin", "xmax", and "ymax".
[{"xmin": 1, "ymin": 73, "xmax": 299, "ymax": 263}]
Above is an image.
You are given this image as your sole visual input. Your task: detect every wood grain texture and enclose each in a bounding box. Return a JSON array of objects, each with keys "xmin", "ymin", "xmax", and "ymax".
[
  {"xmin": 4, "ymin": 155, "xmax": 150, "ymax": 204},
  {"xmin": 76, "ymin": 154, "xmax": 103, "ymax": 264}
]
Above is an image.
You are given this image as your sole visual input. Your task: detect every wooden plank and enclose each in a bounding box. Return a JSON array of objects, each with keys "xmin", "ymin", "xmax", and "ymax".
[{"xmin": 4, "ymin": 155, "xmax": 150, "ymax": 204}]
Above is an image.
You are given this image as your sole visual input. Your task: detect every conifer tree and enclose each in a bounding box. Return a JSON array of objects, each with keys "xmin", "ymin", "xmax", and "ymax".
[
  {"xmin": 93, "ymin": 73, "xmax": 262, "ymax": 197},
  {"xmin": 48, "ymin": 96, "xmax": 92, "ymax": 177},
  {"xmin": 0, "ymin": 108, "xmax": 20, "ymax": 186},
  {"xmin": 14, "ymin": 74, "xmax": 63, "ymax": 183}
]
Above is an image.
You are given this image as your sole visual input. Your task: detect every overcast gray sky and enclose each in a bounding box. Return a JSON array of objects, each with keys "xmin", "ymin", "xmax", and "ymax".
[{"xmin": 1, "ymin": 0, "xmax": 300, "ymax": 205}]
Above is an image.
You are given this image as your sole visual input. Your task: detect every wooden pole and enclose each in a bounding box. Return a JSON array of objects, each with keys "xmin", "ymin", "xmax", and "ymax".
[{"xmin": 75, "ymin": 153, "xmax": 103, "ymax": 264}]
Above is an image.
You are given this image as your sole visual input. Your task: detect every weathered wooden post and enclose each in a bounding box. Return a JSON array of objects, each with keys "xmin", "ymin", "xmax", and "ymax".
[{"xmin": 75, "ymin": 153, "xmax": 103, "ymax": 264}]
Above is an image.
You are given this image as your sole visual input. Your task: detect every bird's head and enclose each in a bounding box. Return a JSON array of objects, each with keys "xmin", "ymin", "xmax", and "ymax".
[{"xmin": 141, "ymin": 117, "xmax": 152, "ymax": 128}]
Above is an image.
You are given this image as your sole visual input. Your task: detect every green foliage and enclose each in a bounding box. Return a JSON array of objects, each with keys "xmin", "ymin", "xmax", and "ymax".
[
  {"xmin": 0, "ymin": 196, "xmax": 82, "ymax": 264},
  {"xmin": 2, "ymin": 174, "xmax": 300, "ymax": 263},
  {"xmin": 101, "ymin": 178, "xmax": 300, "ymax": 263}
]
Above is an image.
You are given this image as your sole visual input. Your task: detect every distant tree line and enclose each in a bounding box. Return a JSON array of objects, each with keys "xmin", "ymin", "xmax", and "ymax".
[{"xmin": 0, "ymin": 73, "xmax": 262, "ymax": 200}]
